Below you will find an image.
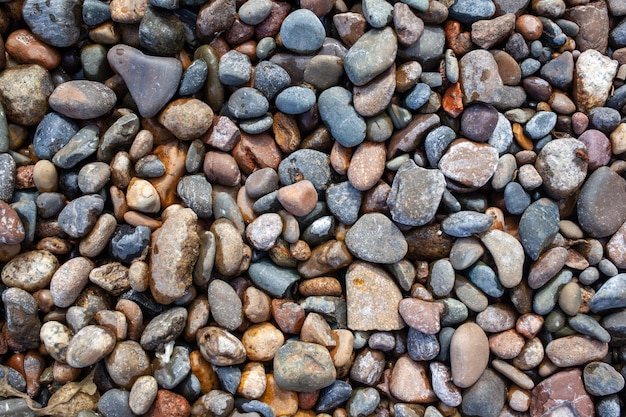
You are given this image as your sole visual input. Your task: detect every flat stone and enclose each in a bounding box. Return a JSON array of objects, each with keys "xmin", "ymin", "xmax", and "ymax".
[
  {"xmin": 390, "ymin": 356, "xmax": 437, "ymax": 403},
  {"xmin": 480, "ymin": 229, "xmax": 524, "ymax": 288},
  {"xmin": 439, "ymin": 139, "xmax": 499, "ymax": 189},
  {"xmin": 530, "ymin": 369, "xmax": 594, "ymax": 417},
  {"xmin": 318, "ymin": 86, "xmax": 366, "ymax": 147},
  {"xmin": 208, "ymin": 279, "xmax": 243, "ymax": 331},
  {"xmin": 589, "ymin": 273, "xmax": 626, "ymax": 313},
  {"xmin": 518, "ymin": 198, "xmax": 560, "ymax": 261},
  {"xmin": 577, "ymin": 166, "xmax": 626, "ymax": 238},
  {"xmin": 345, "ymin": 213, "xmax": 407, "ymax": 264},
  {"xmin": 140, "ymin": 307, "xmax": 187, "ymax": 351},
  {"xmin": 399, "ymin": 298, "xmax": 445, "ymax": 334},
  {"xmin": 461, "ymin": 369, "xmax": 506, "ymax": 417},
  {"xmin": 49, "ymin": 80, "xmax": 116, "ymax": 119},
  {"xmin": 279, "ymin": 9, "xmax": 325, "ymax": 54},
  {"xmin": 583, "ymin": 361, "xmax": 625, "ymax": 396},
  {"xmin": 273, "ymin": 341, "xmax": 336, "ymax": 392},
  {"xmin": 346, "ymin": 261, "xmax": 405, "ymax": 331},
  {"xmin": 449, "ymin": 0, "xmax": 495, "ymax": 23},
  {"xmin": 344, "ymin": 27, "xmax": 397, "ymax": 86},
  {"xmin": 545, "ymin": 334, "xmax": 608, "ymax": 367}
]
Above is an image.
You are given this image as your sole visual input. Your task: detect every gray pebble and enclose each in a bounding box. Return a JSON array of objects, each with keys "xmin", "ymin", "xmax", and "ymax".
[
  {"xmin": 441, "ymin": 211, "xmax": 493, "ymax": 237},
  {"xmin": 429, "ymin": 259, "xmax": 455, "ymax": 297},
  {"xmin": 467, "ymin": 262, "xmax": 504, "ymax": 298},
  {"xmin": 177, "ymin": 175, "xmax": 213, "ymax": 218},
  {"xmin": 275, "ymin": 86, "xmax": 316, "ymax": 115},
  {"xmin": 239, "ymin": 113, "xmax": 274, "ymax": 134},
  {"xmin": 179, "ymin": 59, "xmax": 208, "ymax": 96},
  {"xmin": 318, "ymin": 86, "xmax": 366, "ymax": 147},
  {"xmin": 52, "ymin": 125, "xmax": 100, "ymax": 169},
  {"xmin": 254, "ymin": 61, "xmax": 291, "ymax": 100},
  {"xmin": 524, "ymin": 111, "xmax": 557, "ymax": 140},
  {"xmin": 33, "ymin": 112, "xmax": 79, "ymax": 161},
  {"xmin": 98, "ymin": 389, "xmax": 134, "ymax": 417},
  {"xmin": 248, "ymin": 259, "xmax": 300, "ymax": 297},
  {"xmin": 326, "ymin": 181, "xmax": 362, "ymax": 226},
  {"xmin": 504, "ymin": 181, "xmax": 531, "ymax": 215},
  {"xmin": 0, "ymin": 153, "xmax": 16, "ymax": 202},
  {"xmin": 345, "ymin": 212, "xmax": 407, "ymax": 264},
  {"xmin": 584, "ymin": 362, "xmax": 624, "ymax": 396},
  {"xmin": 239, "ymin": 0, "xmax": 272, "ymax": 25},
  {"xmin": 407, "ymin": 327, "xmax": 439, "ymax": 361},
  {"xmin": 58, "ymin": 194, "xmax": 105, "ymax": 238},
  {"xmin": 279, "ymin": 149, "xmax": 333, "ymax": 192},
  {"xmin": 219, "ymin": 50, "xmax": 252, "ymax": 86},
  {"xmin": 280, "ymin": 9, "xmax": 325, "ymax": 54},
  {"xmin": 404, "ymin": 83, "xmax": 431, "ymax": 111}
]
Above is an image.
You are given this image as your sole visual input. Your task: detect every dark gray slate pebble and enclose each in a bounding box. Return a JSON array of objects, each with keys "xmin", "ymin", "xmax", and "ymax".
[
  {"xmin": 503, "ymin": 181, "xmax": 531, "ymax": 215},
  {"xmin": 520, "ymin": 58, "xmax": 541, "ymax": 76},
  {"xmin": 318, "ymin": 86, "xmax": 366, "ymax": 147},
  {"xmin": 425, "ymin": 125, "xmax": 456, "ymax": 167},
  {"xmin": 110, "ymin": 225, "xmax": 151, "ymax": 264},
  {"xmin": 577, "ymin": 166, "xmax": 626, "ymax": 238},
  {"xmin": 82, "ymin": 0, "xmax": 111, "ymax": 26},
  {"xmin": 140, "ymin": 307, "xmax": 188, "ymax": 351},
  {"xmin": 404, "ymin": 83, "xmax": 431, "ymax": 111},
  {"xmin": 448, "ymin": 0, "xmax": 495, "ymax": 23},
  {"xmin": 407, "ymin": 328, "xmax": 439, "ymax": 361},
  {"xmin": 588, "ymin": 107, "xmax": 621, "ymax": 134},
  {"xmin": 0, "ymin": 153, "xmax": 15, "ymax": 203},
  {"xmin": 139, "ymin": 8, "xmax": 185, "ymax": 56},
  {"xmin": 3, "ymin": 287, "xmax": 41, "ymax": 350},
  {"xmin": 317, "ymin": 380, "xmax": 353, "ymax": 413},
  {"xmin": 23, "ymin": 0, "xmax": 81, "ymax": 47},
  {"xmin": 239, "ymin": 114, "xmax": 274, "ymax": 134},
  {"xmin": 240, "ymin": 400, "xmax": 275, "ymax": 417},
  {"xmin": 98, "ymin": 113, "xmax": 141, "ymax": 162},
  {"xmin": 33, "ymin": 112, "xmax": 79, "ymax": 161},
  {"xmin": 461, "ymin": 103, "xmax": 499, "ymax": 142},
  {"xmin": 345, "ymin": 212, "xmax": 407, "ymax": 263},
  {"xmin": 179, "ymin": 59, "xmax": 208, "ymax": 96},
  {"xmin": 12, "ymin": 200, "xmax": 36, "ymax": 246},
  {"xmin": 279, "ymin": 9, "xmax": 325, "ymax": 54},
  {"xmin": 248, "ymin": 259, "xmax": 300, "ymax": 297},
  {"xmin": 135, "ymin": 155, "xmax": 166, "ymax": 178},
  {"xmin": 584, "ymin": 362, "xmax": 625, "ymax": 396},
  {"xmin": 461, "ymin": 369, "xmax": 506, "ymax": 417},
  {"xmin": 98, "ymin": 389, "xmax": 134, "ymax": 417},
  {"xmin": 519, "ymin": 198, "xmax": 560, "ymax": 261},
  {"xmin": 58, "ymin": 194, "xmax": 105, "ymax": 238},
  {"xmin": 254, "ymin": 61, "xmax": 291, "ymax": 100},
  {"xmin": 219, "ymin": 51, "xmax": 252, "ymax": 86},
  {"xmin": 215, "ymin": 366, "xmax": 241, "ymax": 395},
  {"xmin": 36, "ymin": 192, "xmax": 66, "ymax": 218},
  {"xmin": 154, "ymin": 345, "xmax": 191, "ymax": 389},
  {"xmin": 52, "ymin": 125, "xmax": 100, "ymax": 169},
  {"xmin": 467, "ymin": 262, "xmax": 505, "ymax": 298},
  {"xmin": 275, "ymin": 86, "xmax": 316, "ymax": 115},
  {"xmin": 590, "ymin": 273, "xmax": 626, "ymax": 313},
  {"xmin": 302, "ymin": 216, "xmax": 335, "ymax": 247},
  {"xmin": 441, "ymin": 211, "xmax": 493, "ymax": 237},
  {"xmin": 177, "ymin": 175, "xmax": 213, "ymax": 218},
  {"xmin": 186, "ymin": 140, "xmax": 205, "ymax": 174},
  {"xmin": 227, "ymin": 87, "xmax": 269, "ymax": 119},
  {"xmin": 325, "ymin": 181, "xmax": 361, "ymax": 226},
  {"xmin": 278, "ymin": 149, "xmax": 333, "ymax": 192},
  {"xmin": 245, "ymin": 168, "xmax": 278, "ymax": 199},
  {"xmin": 524, "ymin": 111, "xmax": 557, "ymax": 140},
  {"xmin": 0, "ymin": 365, "xmax": 26, "ymax": 392},
  {"xmin": 540, "ymin": 51, "xmax": 573, "ymax": 90},
  {"xmin": 252, "ymin": 190, "xmax": 281, "ymax": 214}
]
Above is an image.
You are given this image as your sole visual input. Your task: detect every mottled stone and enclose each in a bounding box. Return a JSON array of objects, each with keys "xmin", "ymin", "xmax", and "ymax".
[{"xmin": 273, "ymin": 341, "xmax": 336, "ymax": 392}]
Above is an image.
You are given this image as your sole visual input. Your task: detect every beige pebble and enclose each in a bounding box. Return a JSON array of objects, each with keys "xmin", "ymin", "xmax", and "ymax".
[
  {"xmin": 450, "ymin": 322, "xmax": 489, "ymax": 388},
  {"xmin": 33, "ymin": 160, "xmax": 58, "ymax": 192},
  {"xmin": 79, "ymin": 213, "xmax": 117, "ymax": 258},
  {"xmin": 489, "ymin": 329, "xmax": 525, "ymax": 359},
  {"xmin": 241, "ymin": 322, "xmax": 284, "ymax": 362},
  {"xmin": 128, "ymin": 260, "xmax": 149, "ymax": 292},
  {"xmin": 126, "ymin": 178, "xmax": 161, "ymax": 214},
  {"xmin": 300, "ymin": 312, "xmax": 336, "ymax": 348},
  {"xmin": 237, "ymin": 362, "xmax": 266, "ymax": 399}
]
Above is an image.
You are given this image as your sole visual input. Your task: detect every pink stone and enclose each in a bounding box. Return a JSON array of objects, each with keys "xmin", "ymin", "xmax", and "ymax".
[{"xmin": 530, "ymin": 369, "xmax": 594, "ymax": 417}]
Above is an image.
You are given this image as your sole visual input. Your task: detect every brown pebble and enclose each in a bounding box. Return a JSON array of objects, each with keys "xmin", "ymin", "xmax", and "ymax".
[
  {"xmin": 348, "ymin": 141, "xmax": 386, "ymax": 191},
  {"xmin": 298, "ymin": 277, "xmax": 343, "ymax": 297},
  {"xmin": 277, "ymin": 180, "xmax": 318, "ymax": 217},
  {"xmin": 5, "ymin": 29, "xmax": 61, "ymax": 69},
  {"xmin": 516, "ymin": 14, "xmax": 543, "ymax": 40}
]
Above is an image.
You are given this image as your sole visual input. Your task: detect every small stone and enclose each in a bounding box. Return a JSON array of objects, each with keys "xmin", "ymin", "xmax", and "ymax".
[
  {"xmin": 344, "ymin": 27, "xmax": 397, "ymax": 86},
  {"xmin": 461, "ymin": 369, "xmax": 506, "ymax": 417},
  {"xmin": 449, "ymin": 0, "xmax": 496, "ymax": 24},
  {"xmin": 389, "ymin": 356, "xmax": 437, "ymax": 403},
  {"xmin": 219, "ymin": 50, "xmax": 251, "ymax": 86},
  {"xmin": 518, "ymin": 198, "xmax": 560, "ymax": 261},
  {"xmin": 430, "ymin": 362, "xmax": 462, "ymax": 407},
  {"xmin": 40, "ymin": 321, "xmax": 72, "ymax": 362},
  {"xmin": 277, "ymin": 180, "xmax": 318, "ymax": 217},
  {"xmin": 275, "ymin": 86, "xmax": 316, "ymax": 115},
  {"xmin": 249, "ymin": 259, "xmax": 300, "ymax": 298},
  {"xmin": 399, "ymin": 298, "xmax": 445, "ymax": 334},
  {"xmin": 0, "ymin": 201, "xmax": 25, "ymax": 245},
  {"xmin": 583, "ymin": 362, "xmax": 625, "ymax": 396},
  {"xmin": 545, "ymin": 334, "xmax": 608, "ymax": 367},
  {"xmin": 273, "ymin": 341, "xmax": 336, "ymax": 392},
  {"xmin": 2, "ymin": 250, "xmax": 58, "ymax": 292},
  {"xmin": 345, "ymin": 213, "xmax": 407, "ymax": 264},
  {"xmin": 535, "ymin": 138, "xmax": 588, "ymax": 200},
  {"xmin": 57, "ymin": 194, "xmax": 104, "ymax": 239},
  {"xmin": 0, "ymin": 64, "xmax": 54, "ymax": 126},
  {"xmin": 129, "ymin": 375, "xmax": 158, "ymax": 415},
  {"xmin": 159, "ymin": 98, "xmax": 214, "ymax": 141},
  {"xmin": 449, "ymin": 322, "xmax": 489, "ymax": 388},
  {"xmin": 66, "ymin": 325, "xmax": 116, "ymax": 368},
  {"xmin": 196, "ymin": 0, "xmax": 235, "ymax": 40},
  {"xmin": 325, "ymin": 182, "xmax": 362, "ymax": 226},
  {"xmin": 279, "ymin": 9, "xmax": 325, "ymax": 54},
  {"xmin": 480, "ymin": 229, "xmax": 524, "ymax": 288},
  {"xmin": 145, "ymin": 390, "xmax": 190, "ymax": 417},
  {"xmin": 577, "ymin": 166, "xmax": 626, "ymax": 238},
  {"xmin": 208, "ymin": 280, "xmax": 243, "ymax": 331},
  {"xmin": 439, "ymin": 139, "xmax": 499, "ymax": 189},
  {"xmin": 574, "ymin": 49, "xmax": 618, "ymax": 113},
  {"xmin": 177, "ymin": 175, "xmax": 213, "ymax": 219},
  {"xmin": 22, "ymin": 0, "xmax": 81, "ymax": 47},
  {"xmin": 441, "ymin": 211, "xmax": 493, "ymax": 237},
  {"xmin": 318, "ymin": 86, "xmax": 366, "ymax": 147},
  {"xmin": 347, "ymin": 387, "xmax": 380, "ymax": 417},
  {"xmin": 407, "ymin": 327, "xmax": 440, "ymax": 361},
  {"xmin": 105, "ymin": 340, "xmax": 151, "ymax": 389},
  {"xmin": 530, "ymin": 369, "xmax": 594, "ymax": 417},
  {"xmin": 227, "ymin": 87, "xmax": 269, "ymax": 119},
  {"xmin": 49, "ymin": 80, "xmax": 116, "ymax": 119},
  {"xmin": 471, "ymin": 13, "xmax": 516, "ymax": 50}
]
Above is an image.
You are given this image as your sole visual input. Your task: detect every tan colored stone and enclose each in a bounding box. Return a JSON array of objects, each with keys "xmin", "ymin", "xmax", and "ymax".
[{"xmin": 450, "ymin": 322, "xmax": 489, "ymax": 388}]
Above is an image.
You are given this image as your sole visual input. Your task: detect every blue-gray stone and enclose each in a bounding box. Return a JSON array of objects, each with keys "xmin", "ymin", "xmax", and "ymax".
[
  {"xmin": 256, "ymin": 37, "xmax": 276, "ymax": 60},
  {"xmin": 344, "ymin": 27, "xmax": 397, "ymax": 86},
  {"xmin": 540, "ymin": 51, "xmax": 574, "ymax": 90},
  {"xmin": 98, "ymin": 113, "xmax": 141, "ymax": 162},
  {"xmin": 407, "ymin": 327, "xmax": 439, "ymax": 361},
  {"xmin": 449, "ymin": 0, "xmax": 495, "ymax": 23},
  {"xmin": 555, "ymin": 19, "xmax": 578, "ymax": 37},
  {"xmin": 215, "ymin": 366, "xmax": 241, "ymax": 395},
  {"xmin": 239, "ymin": 0, "xmax": 272, "ymax": 25},
  {"xmin": 596, "ymin": 395, "xmax": 621, "ymax": 417},
  {"xmin": 425, "ymin": 126, "xmax": 456, "ymax": 168},
  {"xmin": 302, "ymin": 216, "xmax": 335, "ymax": 247},
  {"xmin": 0, "ymin": 365, "xmax": 26, "ymax": 392},
  {"xmin": 57, "ymin": 194, "xmax": 105, "ymax": 238},
  {"xmin": 227, "ymin": 87, "xmax": 269, "ymax": 119},
  {"xmin": 0, "ymin": 398, "xmax": 36, "ymax": 417},
  {"xmin": 98, "ymin": 389, "xmax": 134, "ymax": 417},
  {"xmin": 318, "ymin": 86, "xmax": 366, "ymax": 147},
  {"xmin": 401, "ymin": 0, "xmax": 429, "ymax": 11},
  {"xmin": 399, "ymin": 26, "xmax": 444, "ymax": 69},
  {"xmin": 317, "ymin": 380, "xmax": 353, "ymax": 412},
  {"xmin": 539, "ymin": 17, "xmax": 566, "ymax": 47},
  {"xmin": 533, "ymin": 270, "xmax": 573, "ymax": 315},
  {"xmin": 345, "ymin": 212, "xmax": 407, "ymax": 264},
  {"xmin": 588, "ymin": 107, "xmax": 621, "ymax": 134},
  {"xmin": 33, "ymin": 112, "xmax": 79, "ymax": 161},
  {"xmin": 524, "ymin": 111, "xmax": 557, "ymax": 140},
  {"xmin": 326, "ymin": 181, "xmax": 361, "ymax": 226},
  {"xmin": 599, "ymin": 258, "xmax": 619, "ymax": 277},
  {"xmin": 569, "ymin": 314, "xmax": 611, "ymax": 343},
  {"xmin": 177, "ymin": 175, "xmax": 213, "ymax": 218},
  {"xmin": 440, "ymin": 298, "xmax": 469, "ymax": 326},
  {"xmin": 488, "ymin": 113, "xmax": 513, "ymax": 155},
  {"xmin": 347, "ymin": 388, "xmax": 380, "ymax": 417},
  {"xmin": 240, "ymin": 400, "xmax": 275, "ymax": 417},
  {"xmin": 467, "ymin": 262, "xmax": 505, "ymax": 298},
  {"xmin": 441, "ymin": 211, "xmax": 493, "ymax": 237},
  {"xmin": 0, "ymin": 153, "xmax": 15, "ymax": 203},
  {"xmin": 111, "ymin": 225, "xmax": 151, "ymax": 264},
  {"xmin": 504, "ymin": 181, "xmax": 531, "ymax": 215},
  {"xmin": 461, "ymin": 369, "xmax": 506, "ymax": 417},
  {"xmin": 0, "ymin": 103, "xmax": 8, "ymax": 153},
  {"xmin": 279, "ymin": 9, "xmax": 325, "ymax": 54},
  {"xmin": 275, "ymin": 86, "xmax": 316, "ymax": 115},
  {"xmin": 219, "ymin": 50, "xmax": 252, "ymax": 86},
  {"xmin": 584, "ymin": 362, "xmax": 624, "ymax": 396},
  {"xmin": 175, "ymin": 373, "xmax": 201, "ymax": 402},
  {"xmin": 520, "ymin": 58, "xmax": 541, "ymax": 77},
  {"xmin": 590, "ymin": 273, "xmax": 626, "ymax": 313},
  {"xmin": 252, "ymin": 190, "xmax": 281, "ymax": 214},
  {"xmin": 153, "ymin": 345, "xmax": 191, "ymax": 389},
  {"xmin": 278, "ymin": 149, "xmax": 333, "ymax": 191},
  {"xmin": 135, "ymin": 155, "xmax": 166, "ymax": 178},
  {"xmin": 519, "ymin": 198, "xmax": 560, "ymax": 261},
  {"xmin": 11, "ymin": 200, "xmax": 36, "ymax": 246},
  {"xmin": 139, "ymin": 8, "xmax": 185, "ymax": 55},
  {"xmin": 150, "ymin": 0, "xmax": 179, "ymax": 9},
  {"xmin": 435, "ymin": 327, "xmax": 455, "ymax": 362},
  {"xmin": 362, "ymin": 0, "xmax": 393, "ymax": 28},
  {"xmin": 577, "ymin": 167, "xmax": 626, "ymax": 238},
  {"xmin": 239, "ymin": 113, "xmax": 274, "ymax": 134},
  {"xmin": 23, "ymin": 0, "xmax": 81, "ymax": 47},
  {"xmin": 52, "ymin": 125, "xmax": 100, "ymax": 169},
  {"xmin": 429, "ymin": 259, "xmax": 455, "ymax": 297},
  {"xmin": 248, "ymin": 259, "xmax": 300, "ymax": 297},
  {"xmin": 611, "ymin": 18, "xmax": 626, "ymax": 47},
  {"xmin": 506, "ymin": 33, "xmax": 530, "ymax": 61},
  {"xmin": 179, "ymin": 59, "xmax": 208, "ymax": 96},
  {"xmin": 253, "ymin": 61, "xmax": 291, "ymax": 100},
  {"xmin": 404, "ymin": 83, "xmax": 431, "ymax": 111},
  {"xmin": 36, "ymin": 193, "xmax": 66, "ymax": 219}
]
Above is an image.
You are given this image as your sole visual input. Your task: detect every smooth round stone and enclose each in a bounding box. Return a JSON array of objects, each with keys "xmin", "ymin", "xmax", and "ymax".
[
  {"xmin": 58, "ymin": 194, "xmax": 104, "ymax": 238},
  {"xmin": 302, "ymin": 215, "xmax": 335, "ymax": 246},
  {"xmin": 449, "ymin": 237, "xmax": 484, "ymax": 270},
  {"xmin": 577, "ymin": 166, "xmax": 626, "ymax": 238},
  {"xmin": 49, "ymin": 80, "xmax": 116, "ymax": 120},
  {"xmin": 105, "ymin": 340, "xmax": 151, "ymax": 389},
  {"xmin": 138, "ymin": 8, "xmax": 184, "ymax": 55},
  {"xmin": 2, "ymin": 249, "xmax": 58, "ymax": 292},
  {"xmin": 362, "ymin": 0, "xmax": 393, "ymax": 27},
  {"xmin": 518, "ymin": 198, "xmax": 560, "ymax": 261},
  {"xmin": 325, "ymin": 182, "xmax": 362, "ymax": 226},
  {"xmin": 53, "ymin": 125, "xmax": 100, "ymax": 169},
  {"xmin": 246, "ymin": 213, "xmax": 282, "ymax": 251},
  {"xmin": 467, "ymin": 262, "xmax": 504, "ymax": 298},
  {"xmin": 126, "ymin": 178, "xmax": 160, "ymax": 214},
  {"xmin": 239, "ymin": 0, "xmax": 272, "ymax": 24},
  {"xmin": 159, "ymin": 98, "xmax": 214, "ymax": 141},
  {"xmin": 246, "ymin": 168, "xmax": 279, "ymax": 199},
  {"xmin": 274, "ymin": 341, "xmax": 335, "ymax": 392},
  {"xmin": 179, "ymin": 59, "xmax": 208, "ymax": 96},
  {"xmin": 318, "ymin": 86, "xmax": 366, "ymax": 147},
  {"xmin": 40, "ymin": 321, "xmax": 72, "ymax": 362},
  {"xmin": 275, "ymin": 86, "xmax": 316, "ymax": 115},
  {"xmin": 98, "ymin": 389, "xmax": 134, "ymax": 417},
  {"xmin": 524, "ymin": 111, "xmax": 557, "ymax": 140},
  {"xmin": 277, "ymin": 180, "xmax": 317, "ymax": 217},
  {"xmin": 461, "ymin": 103, "xmax": 499, "ymax": 142},
  {"xmin": 502, "ymin": 181, "xmax": 530, "ymax": 215},
  {"xmin": 425, "ymin": 125, "xmax": 456, "ymax": 167},
  {"xmin": 23, "ymin": 0, "xmax": 81, "ymax": 47},
  {"xmin": 50, "ymin": 256, "xmax": 93, "ymax": 308},
  {"xmin": 345, "ymin": 213, "xmax": 407, "ymax": 264},
  {"xmin": 208, "ymin": 279, "xmax": 243, "ymax": 331},
  {"xmin": 33, "ymin": 112, "xmax": 79, "ymax": 160},
  {"xmin": 317, "ymin": 380, "xmax": 353, "ymax": 413},
  {"xmin": 347, "ymin": 388, "xmax": 380, "ymax": 417},
  {"xmin": 227, "ymin": 87, "xmax": 269, "ymax": 119},
  {"xmin": 588, "ymin": 107, "xmax": 621, "ymax": 134},
  {"xmin": 578, "ymin": 129, "xmax": 611, "ymax": 170},
  {"xmin": 110, "ymin": 225, "xmax": 151, "ymax": 263},
  {"xmin": 441, "ymin": 211, "xmax": 493, "ymax": 237},
  {"xmin": 239, "ymin": 114, "xmax": 274, "ymax": 134},
  {"xmin": 248, "ymin": 259, "xmax": 300, "ymax": 298},
  {"xmin": 404, "ymin": 83, "xmax": 431, "ymax": 111},
  {"xmin": 461, "ymin": 369, "xmax": 506, "ymax": 417},
  {"xmin": 219, "ymin": 50, "xmax": 251, "ymax": 86},
  {"xmin": 0, "ymin": 199, "xmax": 23, "ymax": 242},
  {"xmin": 78, "ymin": 162, "xmax": 111, "ymax": 194},
  {"xmin": 197, "ymin": 326, "xmax": 246, "ymax": 366},
  {"xmin": 280, "ymin": 9, "xmax": 325, "ymax": 54},
  {"xmin": 129, "ymin": 375, "xmax": 158, "ymax": 415},
  {"xmin": 569, "ymin": 314, "xmax": 610, "ymax": 343},
  {"xmin": 135, "ymin": 155, "xmax": 166, "ymax": 178},
  {"xmin": 407, "ymin": 328, "xmax": 440, "ymax": 361},
  {"xmin": 83, "ymin": 0, "xmax": 112, "ymax": 25},
  {"xmin": 449, "ymin": 0, "xmax": 495, "ymax": 23},
  {"xmin": 450, "ymin": 322, "xmax": 489, "ymax": 388},
  {"xmin": 545, "ymin": 334, "xmax": 608, "ymax": 367},
  {"xmin": 584, "ymin": 362, "xmax": 625, "ymax": 396},
  {"xmin": 439, "ymin": 139, "xmax": 499, "ymax": 189},
  {"xmin": 535, "ymin": 137, "xmax": 587, "ymax": 200},
  {"xmin": 33, "ymin": 159, "xmax": 58, "ymax": 193},
  {"xmin": 254, "ymin": 61, "xmax": 291, "ymax": 100},
  {"xmin": 140, "ymin": 307, "xmax": 188, "ymax": 351},
  {"xmin": 305, "ymin": 55, "xmax": 344, "ymax": 90},
  {"xmin": 256, "ymin": 37, "xmax": 276, "ymax": 60},
  {"xmin": 177, "ymin": 175, "xmax": 213, "ymax": 218},
  {"xmin": 66, "ymin": 325, "xmax": 116, "ymax": 368},
  {"xmin": 344, "ymin": 27, "xmax": 397, "ymax": 86},
  {"xmin": 279, "ymin": 149, "xmax": 332, "ymax": 192}
]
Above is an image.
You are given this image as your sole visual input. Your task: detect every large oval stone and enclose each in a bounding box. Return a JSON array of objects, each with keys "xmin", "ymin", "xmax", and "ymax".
[
  {"xmin": 450, "ymin": 322, "xmax": 489, "ymax": 388},
  {"xmin": 577, "ymin": 166, "xmax": 626, "ymax": 238},
  {"xmin": 273, "ymin": 341, "xmax": 336, "ymax": 392},
  {"xmin": 65, "ymin": 325, "xmax": 116, "ymax": 368},
  {"xmin": 344, "ymin": 27, "xmax": 397, "ymax": 86},
  {"xmin": 49, "ymin": 80, "xmax": 117, "ymax": 120}
]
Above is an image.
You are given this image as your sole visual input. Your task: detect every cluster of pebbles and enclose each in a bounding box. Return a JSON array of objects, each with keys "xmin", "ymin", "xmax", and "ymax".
[{"xmin": 2, "ymin": 0, "xmax": 626, "ymax": 415}]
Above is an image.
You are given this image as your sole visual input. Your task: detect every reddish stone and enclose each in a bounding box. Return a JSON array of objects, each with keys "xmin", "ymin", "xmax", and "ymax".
[
  {"xmin": 255, "ymin": 0, "xmax": 290, "ymax": 40},
  {"xmin": 442, "ymin": 83, "xmax": 463, "ymax": 118},
  {"xmin": 530, "ymin": 369, "xmax": 594, "ymax": 417},
  {"xmin": 145, "ymin": 390, "xmax": 190, "ymax": 417},
  {"xmin": 298, "ymin": 390, "xmax": 320, "ymax": 410},
  {"xmin": 444, "ymin": 20, "xmax": 473, "ymax": 56},
  {"xmin": 271, "ymin": 299, "xmax": 305, "ymax": 334}
]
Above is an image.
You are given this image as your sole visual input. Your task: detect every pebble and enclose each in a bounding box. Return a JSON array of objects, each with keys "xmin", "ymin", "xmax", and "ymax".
[
  {"xmin": 227, "ymin": 87, "xmax": 269, "ymax": 120},
  {"xmin": 129, "ymin": 375, "xmax": 158, "ymax": 415},
  {"xmin": 273, "ymin": 341, "xmax": 335, "ymax": 391},
  {"xmin": 275, "ymin": 86, "xmax": 316, "ymax": 115},
  {"xmin": 325, "ymin": 182, "xmax": 361, "ymax": 225},
  {"xmin": 461, "ymin": 369, "xmax": 506, "ymax": 417},
  {"xmin": 65, "ymin": 325, "xmax": 116, "ymax": 368},
  {"xmin": 449, "ymin": 322, "xmax": 489, "ymax": 388},
  {"xmin": 574, "ymin": 49, "xmax": 619, "ymax": 112},
  {"xmin": 0, "ymin": 201, "xmax": 25, "ymax": 245},
  {"xmin": 344, "ymin": 27, "xmax": 397, "ymax": 86},
  {"xmin": 545, "ymin": 334, "xmax": 608, "ymax": 367},
  {"xmin": 23, "ymin": 0, "xmax": 81, "ymax": 47},
  {"xmin": 345, "ymin": 213, "xmax": 407, "ymax": 264},
  {"xmin": 105, "ymin": 340, "xmax": 151, "ymax": 388},
  {"xmin": 577, "ymin": 166, "xmax": 626, "ymax": 238},
  {"xmin": 583, "ymin": 361, "xmax": 625, "ymax": 396},
  {"xmin": 439, "ymin": 139, "xmax": 499, "ymax": 189},
  {"xmin": 279, "ymin": 9, "xmax": 325, "ymax": 54},
  {"xmin": 535, "ymin": 137, "xmax": 588, "ymax": 200},
  {"xmin": 49, "ymin": 80, "xmax": 116, "ymax": 120},
  {"xmin": 318, "ymin": 86, "xmax": 366, "ymax": 147},
  {"xmin": 441, "ymin": 211, "xmax": 493, "ymax": 237}
]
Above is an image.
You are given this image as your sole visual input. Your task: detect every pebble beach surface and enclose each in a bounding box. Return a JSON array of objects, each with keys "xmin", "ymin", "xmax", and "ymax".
[{"xmin": 0, "ymin": 0, "xmax": 626, "ymax": 416}]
